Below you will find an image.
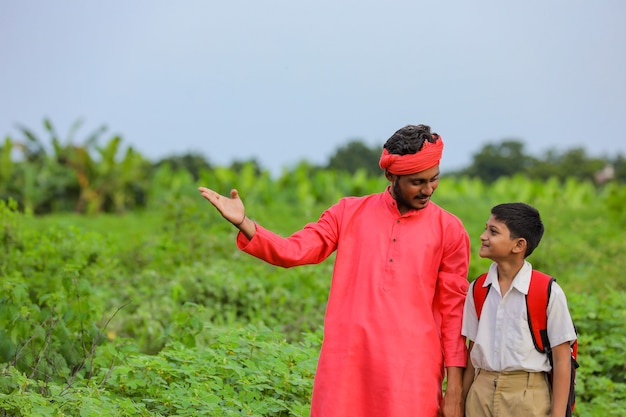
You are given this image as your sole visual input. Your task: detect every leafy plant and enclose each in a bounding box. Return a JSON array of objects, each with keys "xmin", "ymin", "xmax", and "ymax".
[{"xmin": 2, "ymin": 171, "xmax": 626, "ymax": 416}]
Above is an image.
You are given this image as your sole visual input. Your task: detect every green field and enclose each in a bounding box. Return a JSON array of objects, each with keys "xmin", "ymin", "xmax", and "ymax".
[{"xmin": 1, "ymin": 172, "xmax": 625, "ymax": 416}]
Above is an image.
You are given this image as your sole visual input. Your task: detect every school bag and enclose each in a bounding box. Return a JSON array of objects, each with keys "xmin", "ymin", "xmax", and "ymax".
[{"xmin": 472, "ymin": 270, "xmax": 579, "ymax": 417}]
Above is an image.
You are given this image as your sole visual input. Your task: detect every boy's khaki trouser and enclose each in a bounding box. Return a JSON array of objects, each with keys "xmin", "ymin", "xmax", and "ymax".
[{"xmin": 465, "ymin": 369, "xmax": 551, "ymax": 417}]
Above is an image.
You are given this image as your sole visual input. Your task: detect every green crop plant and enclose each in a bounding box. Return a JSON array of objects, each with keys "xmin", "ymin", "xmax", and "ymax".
[{"xmin": 1, "ymin": 170, "xmax": 625, "ymax": 416}]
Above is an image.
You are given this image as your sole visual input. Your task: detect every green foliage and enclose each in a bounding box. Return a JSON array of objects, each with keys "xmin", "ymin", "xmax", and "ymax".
[
  {"xmin": 0, "ymin": 138, "xmax": 16, "ymax": 200},
  {"xmin": 0, "ymin": 199, "xmax": 116, "ymax": 384},
  {"xmin": 326, "ymin": 139, "xmax": 382, "ymax": 177},
  {"xmin": 4, "ymin": 119, "xmax": 626, "ymax": 215},
  {"xmin": 568, "ymin": 290, "xmax": 626, "ymax": 416},
  {"xmin": 102, "ymin": 325, "xmax": 318, "ymax": 416},
  {"xmin": 461, "ymin": 139, "xmax": 531, "ymax": 181},
  {"xmin": 1, "ymin": 169, "xmax": 626, "ymax": 416},
  {"xmin": 3, "ymin": 118, "xmax": 151, "ymax": 214},
  {"xmin": 532, "ymin": 148, "xmax": 607, "ymax": 182},
  {"xmin": 456, "ymin": 139, "xmax": 625, "ymax": 184},
  {"xmin": 1, "ymin": 325, "xmax": 319, "ymax": 417},
  {"xmin": 605, "ymin": 182, "xmax": 626, "ymax": 228},
  {"xmin": 154, "ymin": 152, "xmax": 213, "ymax": 181}
]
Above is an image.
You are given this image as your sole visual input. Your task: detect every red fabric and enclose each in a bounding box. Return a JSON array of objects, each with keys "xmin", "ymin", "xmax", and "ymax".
[
  {"xmin": 237, "ymin": 189, "xmax": 469, "ymax": 417},
  {"xmin": 378, "ymin": 138, "xmax": 444, "ymax": 175}
]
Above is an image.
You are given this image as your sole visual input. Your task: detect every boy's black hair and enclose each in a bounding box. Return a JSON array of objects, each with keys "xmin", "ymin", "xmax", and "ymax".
[
  {"xmin": 491, "ymin": 202, "xmax": 544, "ymax": 257},
  {"xmin": 383, "ymin": 124, "xmax": 440, "ymax": 155}
]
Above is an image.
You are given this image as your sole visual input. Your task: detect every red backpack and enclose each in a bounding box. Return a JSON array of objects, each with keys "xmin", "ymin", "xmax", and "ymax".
[{"xmin": 472, "ymin": 270, "xmax": 579, "ymax": 416}]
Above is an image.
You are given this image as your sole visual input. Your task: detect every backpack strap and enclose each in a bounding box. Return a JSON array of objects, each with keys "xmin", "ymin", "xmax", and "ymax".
[
  {"xmin": 526, "ymin": 270, "xmax": 555, "ymax": 353},
  {"xmin": 472, "ymin": 269, "xmax": 555, "ymax": 354},
  {"xmin": 472, "ymin": 273, "xmax": 490, "ymax": 319}
]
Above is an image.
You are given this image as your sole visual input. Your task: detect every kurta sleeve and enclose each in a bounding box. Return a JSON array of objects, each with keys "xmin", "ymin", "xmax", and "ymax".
[
  {"xmin": 435, "ymin": 222, "xmax": 470, "ymax": 368},
  {"xmin": 236, "ymin": 206, "xmax": 340, "ymax": 267}
]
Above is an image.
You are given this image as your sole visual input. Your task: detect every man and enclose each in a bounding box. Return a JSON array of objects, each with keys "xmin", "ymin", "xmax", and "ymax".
[{"xmin": 198, "ymin": 124, "xmax": 470, "ymax": 417}]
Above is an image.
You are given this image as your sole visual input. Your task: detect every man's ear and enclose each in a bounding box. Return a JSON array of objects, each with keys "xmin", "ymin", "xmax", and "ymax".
[{"xmin": 385, "ymin": 170, "xmax": 394, "ymax": 182}]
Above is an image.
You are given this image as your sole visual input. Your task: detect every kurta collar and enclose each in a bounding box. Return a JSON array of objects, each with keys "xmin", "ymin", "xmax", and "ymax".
[
  {"xmin": 382, "ymin": 186, "xmax": 397, "ymax": 214},
  {"xmin": 484, "ymin": 261, "xmax": 533, "ymax": 294}
]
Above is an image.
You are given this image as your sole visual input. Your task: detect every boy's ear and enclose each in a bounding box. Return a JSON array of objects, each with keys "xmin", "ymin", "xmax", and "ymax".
[{"xmin": 512, "ymin": 238, "xmax": 527, "ymax": 255}]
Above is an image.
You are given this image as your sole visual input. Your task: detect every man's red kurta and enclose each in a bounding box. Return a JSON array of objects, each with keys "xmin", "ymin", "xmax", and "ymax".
[{"xmin": 236, "ymin": 188, "xmax": 470, "ymax": 417}]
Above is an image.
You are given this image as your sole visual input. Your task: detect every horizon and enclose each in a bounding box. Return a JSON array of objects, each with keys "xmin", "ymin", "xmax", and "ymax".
[{"xmin": 2, "ymin": 1, "xmax": 625, "ymax": 177}]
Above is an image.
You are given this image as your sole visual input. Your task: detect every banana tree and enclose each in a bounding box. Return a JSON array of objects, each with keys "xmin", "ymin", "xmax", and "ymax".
[
  {"xmin": 6, "ymin": 118, "xmax": 150, "ymax": 214},
  {"xmin": 55, "ymin": 124, "xmax": 150, "ymax": 214}
]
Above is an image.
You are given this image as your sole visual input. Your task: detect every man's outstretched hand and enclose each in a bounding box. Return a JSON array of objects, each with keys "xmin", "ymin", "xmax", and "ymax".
[{"xmin": 198, "ymin": 187, "xmax": 246, "ymax": 226}]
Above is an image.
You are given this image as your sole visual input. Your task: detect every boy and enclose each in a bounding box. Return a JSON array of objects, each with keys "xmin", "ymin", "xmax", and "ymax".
[{"xmin": 461, "ymin": 202, "xmax": 577, "ymax": 417}]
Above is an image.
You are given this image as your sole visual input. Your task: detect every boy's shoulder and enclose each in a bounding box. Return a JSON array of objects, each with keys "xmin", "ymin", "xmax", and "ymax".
[{"xmin": 471, "ymin": 267, "xmax": 561, "ymax": 310}]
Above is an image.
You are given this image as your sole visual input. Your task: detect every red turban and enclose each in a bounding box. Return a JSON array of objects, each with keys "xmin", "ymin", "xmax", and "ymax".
[{"xmin": 378, "ymin": 136, "xmax": 444, "ymax": 175}]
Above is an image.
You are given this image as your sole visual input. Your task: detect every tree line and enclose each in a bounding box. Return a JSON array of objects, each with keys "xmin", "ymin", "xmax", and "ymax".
[
  {"xmin": 328, "ymin": 138, "xmax": 626, "ymax": 183},
  {"xmin": 1, "ymin": 119, "xmax": 624, "ymax": 215}
]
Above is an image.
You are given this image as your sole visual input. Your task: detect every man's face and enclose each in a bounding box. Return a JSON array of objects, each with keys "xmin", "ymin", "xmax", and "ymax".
[{"xmin": 388, "ymin": 165, "xmax": 440, "ymax": 213}]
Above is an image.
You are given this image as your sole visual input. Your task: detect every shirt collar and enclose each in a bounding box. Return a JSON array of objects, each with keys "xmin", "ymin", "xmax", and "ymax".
[{"xmin": 484, "ymin": 260, "xmax": 533, "ymax": 294}]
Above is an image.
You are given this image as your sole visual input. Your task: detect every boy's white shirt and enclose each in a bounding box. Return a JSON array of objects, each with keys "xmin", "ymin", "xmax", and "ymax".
[{"xmin": 462, "ymin": 261, "xmax": 578, "ymax": 372}]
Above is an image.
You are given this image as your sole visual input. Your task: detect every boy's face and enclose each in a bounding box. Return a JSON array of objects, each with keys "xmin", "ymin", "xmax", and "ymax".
[{"xmin": 479, "ymin": 215, "xmax": 521, "ymax": 260}]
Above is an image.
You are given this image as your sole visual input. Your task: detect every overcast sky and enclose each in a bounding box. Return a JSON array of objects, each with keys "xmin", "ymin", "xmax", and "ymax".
[{"xmin": 1, "ymin": 1, "xmax": 625, "ymax": 176}]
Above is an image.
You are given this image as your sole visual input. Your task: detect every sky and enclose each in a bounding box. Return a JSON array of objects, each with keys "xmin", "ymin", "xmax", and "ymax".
[{"xmin": 1, "ymin": 1, "xmax": 625, "ymax": 176}]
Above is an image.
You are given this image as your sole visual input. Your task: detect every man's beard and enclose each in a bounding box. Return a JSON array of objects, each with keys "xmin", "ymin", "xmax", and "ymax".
[
  {"xmin": 392, "ymin": 179, "xmax": 430, "ymax": 211},
  {"xmin": 393, "ymin": 180, "xmax": 415, "ymax": 210}
]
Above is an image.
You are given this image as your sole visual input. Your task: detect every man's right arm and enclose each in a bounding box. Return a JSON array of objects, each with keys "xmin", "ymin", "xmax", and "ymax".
[
  {"xmin": 462, "ymin": 341, "xmax": 475, "ymax": 401},
  {"xmin": 235, "ymin": 213, "xmax": 256, "ymax": 240}
]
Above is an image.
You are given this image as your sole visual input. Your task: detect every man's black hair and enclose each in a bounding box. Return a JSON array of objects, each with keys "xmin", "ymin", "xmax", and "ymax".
[{"xmin": 383, "ymin": 124, "xmax": 440, "ymax": 155}]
